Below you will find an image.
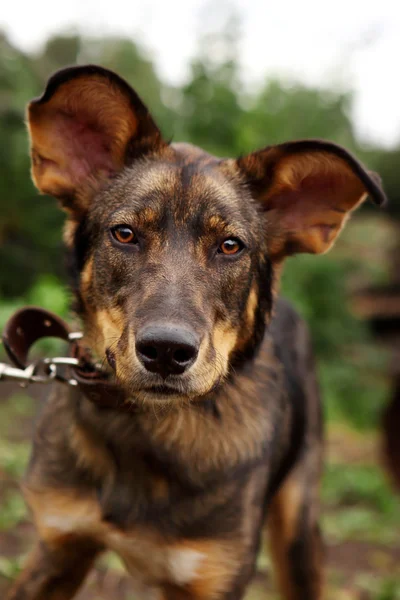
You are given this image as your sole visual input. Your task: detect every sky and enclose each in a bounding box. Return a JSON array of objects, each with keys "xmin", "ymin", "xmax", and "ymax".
[{"xmin": 1, "ymin": 0, "xmax": 400, "ymax": 148}]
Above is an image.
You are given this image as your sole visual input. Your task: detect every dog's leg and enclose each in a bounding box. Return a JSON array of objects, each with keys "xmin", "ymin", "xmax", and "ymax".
[
  {"xmin": 267, "ymin": 448, "xmax": 324, "ymax": 600},
  {"xmin": 5, "ymin": 538, "xmax": 101, "ymax": 600}
]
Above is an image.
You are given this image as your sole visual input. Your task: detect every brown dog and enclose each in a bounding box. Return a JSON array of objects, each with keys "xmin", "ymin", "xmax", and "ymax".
[{"xmin": 6, "ymin": 65, "xmax": 385, "ymax": 600}]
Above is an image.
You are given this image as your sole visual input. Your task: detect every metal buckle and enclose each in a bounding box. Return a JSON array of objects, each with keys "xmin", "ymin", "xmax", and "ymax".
[
  {"xmin": 42, "ymin": 357, "xmax": 80, "ymax": 386},
  {"xmin": 68, "ymin": 332, "xmax": 83, "ymax": 341}
]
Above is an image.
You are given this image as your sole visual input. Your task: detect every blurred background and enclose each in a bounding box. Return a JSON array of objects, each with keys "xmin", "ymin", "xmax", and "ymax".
[{"xmin": 0, "ymin": 1, "xmax": 399, "ymax": 598}]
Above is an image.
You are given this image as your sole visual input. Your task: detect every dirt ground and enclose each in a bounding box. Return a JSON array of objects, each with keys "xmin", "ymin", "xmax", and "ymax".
[{"xmin": 0, "ymin": 385, "xmax": 399, "ymax": 599}]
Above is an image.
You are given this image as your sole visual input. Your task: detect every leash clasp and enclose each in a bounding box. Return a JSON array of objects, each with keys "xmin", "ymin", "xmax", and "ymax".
[
  {"xmin": 42, "ymin": 356, "xmax": 80, "ymax": 386},
  {"xmin": 0, "ymin": 359, "xmax": 57, "ymax": 386}
]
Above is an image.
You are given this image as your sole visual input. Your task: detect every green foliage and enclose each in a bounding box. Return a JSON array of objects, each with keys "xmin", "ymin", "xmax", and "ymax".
[
  {"xmin": 323, "ymin": 463, "xmax": 398, "ymax": 518},
  {"xmin": 364, "ymin": 578, "xmax": 400, "ymax": 600},
  {"xmin": 240, "ymin": 80, "xmax": 356, "ymax": 153},
  {"xmin": 282, "ymin": 252, "xmax": 390, "ymax": 428},
  {"xmin": 282, "ymin": 255, "xmax": 366, "ymax": 357},
  {"xmin": 0, "ymin": 556, "xmax": 23, "ymax": 580},
  {"xmin": 322, "ymin": 462, "xmax": 400, "ymax": 546},
  {"xmin": 25, "ymin": 274, "xmax": 69, "ymax": 316},
  {"xmin": 0, "ymin": 493, "xmax": 27, "ymax": 531},
  {"xmin": 0, "ymin": 440, "xmax": 30, "ymax": 478}
]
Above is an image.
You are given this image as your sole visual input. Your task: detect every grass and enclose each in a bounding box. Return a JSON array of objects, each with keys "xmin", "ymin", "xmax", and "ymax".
[
  {"xmin": 0, "ymin": 492, "xmax": 27, "ymax": 531},
  {"xmin": 322, "ymin": 463, "xmax": 399, "ymax": 545}
]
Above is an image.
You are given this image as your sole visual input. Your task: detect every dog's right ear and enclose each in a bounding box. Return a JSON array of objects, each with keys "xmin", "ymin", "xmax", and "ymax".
[{"xmin": 27, "ymin": 65, "xmax": 166, "ymax": 214}]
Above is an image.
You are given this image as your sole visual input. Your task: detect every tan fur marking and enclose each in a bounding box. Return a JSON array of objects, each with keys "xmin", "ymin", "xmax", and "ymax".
[
  {"xmin": 207, "ymin": 215, "xmax": 226, "ymax": 230},
  {"xmin": 268, "ymin": 476, "xmax": 303, "ymax": 544},
  {"xmin": 212, "ymin": 322, "xmax": 238, "ymax": 369},
  {"xmin": 267, "ymin": 462, "xmax": 323, "ymax": 600},
  {"xmin": 80, "ymin": 256, "xmax": 94, "ymax": 299},
  {"xmin": 139, "ymin": 206, "xmax": 158, "ymax": 225},
  {"xmin": 63, "ymin": 219, "xmax": 79, "ymax": 248},
  {"xmin": 193, "ymin": 172, "xmax": 237, "ymax": 204},
  {"xmin": 163, "ymin": 320, "xmax": 240, "ymax": 401},
  {"xmin": 23, "ymin": 488, "xmax": 102, "ymax": 543},
  {"xmin": 245, "ymin": 285, "xmax": 258, "ymax": 331},
  {"xmin": 268, "ymin": 478, "xmax": 303, "ymax": 600},
  {"xmin": 132, "ymin": 164, "xmax": 179, "ymax": 200},
  {"xmin": 87, "ymin": 306, "xmax": 125, "ymax": 358},
  {"xmin": 69, "ymin": 422, "xmax": 114, "ymax": 480}
]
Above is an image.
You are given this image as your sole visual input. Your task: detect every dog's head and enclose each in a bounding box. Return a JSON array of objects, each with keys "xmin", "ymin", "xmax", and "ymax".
[{"xmin": 27, "ymin": 65, "xmax": 386, "ymax": 404}]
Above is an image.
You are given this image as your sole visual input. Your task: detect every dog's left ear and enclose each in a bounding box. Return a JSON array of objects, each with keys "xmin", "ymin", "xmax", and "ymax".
[
  {"xmin": 27, "ymin": 65, "xmax": 165, "ymax": 214},
  {"xmin": 236, "ymin": 140, "xmax": 386, "ymax": 258}
]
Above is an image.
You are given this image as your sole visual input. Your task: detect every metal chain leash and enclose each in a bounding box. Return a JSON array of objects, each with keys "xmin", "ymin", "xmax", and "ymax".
[{"xmin": 0, "ymin": 307, "xmax": 128, "ymax": 410}]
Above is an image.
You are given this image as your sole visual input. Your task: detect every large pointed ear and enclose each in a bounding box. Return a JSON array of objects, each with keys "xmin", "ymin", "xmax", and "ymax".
[
  {"xmin": 236, "ymin": 140, "xmax": 387, "ymax": 258},
  {"xmin": 27, "ymin": 65, "xmax": 166, "ymax": 213}
]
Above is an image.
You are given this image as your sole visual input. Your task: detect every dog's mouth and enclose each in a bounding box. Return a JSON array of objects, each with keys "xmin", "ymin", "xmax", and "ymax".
[
  {"xmin": 108, "ymin": 350, "xmax": 225, "ymax": 402},
  {"xmin": 120, "ymin": 377, "xmax": 224, "ymax": 403},
  {"xmin": 138, "ymin": 376, "xmax": 223, "ymax": 401},
  {"xmin": 144, "ymin": 384, "xmax": 182, "ymax": 396}
]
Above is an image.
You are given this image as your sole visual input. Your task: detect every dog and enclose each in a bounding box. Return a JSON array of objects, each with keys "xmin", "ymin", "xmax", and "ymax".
[{"xmin": 6, "ymin": 65, "xmax": 385, "ymax": 600}]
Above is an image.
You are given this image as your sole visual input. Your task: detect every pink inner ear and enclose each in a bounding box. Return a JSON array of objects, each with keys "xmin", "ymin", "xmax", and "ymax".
[
  {"xmin": 269, "ymin": 174, "xmax": 347, "ymax": 228},
  {"xmin": 55, "ymin": 112, "xmax": 117, "ymax": 185},
  {"xmin": 265, "ymin": 169, "xmax": 366, "ymax": 254}
]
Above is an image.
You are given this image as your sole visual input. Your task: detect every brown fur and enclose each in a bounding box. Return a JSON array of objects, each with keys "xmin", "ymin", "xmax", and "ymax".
[{"xmin": 6, "ymin": 65, "xmax": 385, "ymax": 600}]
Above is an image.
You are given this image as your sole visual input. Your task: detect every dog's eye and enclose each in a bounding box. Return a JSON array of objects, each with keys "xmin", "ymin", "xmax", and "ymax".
[
  {"xmin": 218, "ymin": 238, "xmax": 243, "ymax": 256},
  {"xmin": 111, "ymin": 225, "xmax": 137, "ymax": 244}
]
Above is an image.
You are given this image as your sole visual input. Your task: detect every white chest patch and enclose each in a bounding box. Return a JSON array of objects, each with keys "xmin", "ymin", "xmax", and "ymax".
[{"xmin": 167, "ymin": 548, "xmax": 206, "ymax": 585}]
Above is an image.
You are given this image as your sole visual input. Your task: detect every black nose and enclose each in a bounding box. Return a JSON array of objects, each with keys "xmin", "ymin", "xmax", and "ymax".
[{"xmin": 136, "ymin": 325, "xmax": 199, "ymax": 378}]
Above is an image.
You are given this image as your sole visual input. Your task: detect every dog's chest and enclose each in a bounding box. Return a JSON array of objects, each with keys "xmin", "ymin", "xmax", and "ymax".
[{"xmin": 28, "ymin": 487, "xmax": 238, "ymax": 595}]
